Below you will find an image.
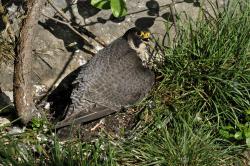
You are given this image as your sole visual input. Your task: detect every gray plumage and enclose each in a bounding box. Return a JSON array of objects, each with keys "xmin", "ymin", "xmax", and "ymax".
[{"xmin": 55, "ymin": 28, "xmax": 155, "ymax": 138}]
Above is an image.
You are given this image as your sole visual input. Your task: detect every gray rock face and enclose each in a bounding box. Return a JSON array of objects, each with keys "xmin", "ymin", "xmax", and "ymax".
[{"xmin": 0, "ymin": 0, "xmax": 227, "ymax": 94}]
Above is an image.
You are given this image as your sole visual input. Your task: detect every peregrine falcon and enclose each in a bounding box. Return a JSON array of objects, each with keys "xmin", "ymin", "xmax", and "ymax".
[{"xmin": 55, "ymin": 27, "xmax": 155, "ymax": 137}]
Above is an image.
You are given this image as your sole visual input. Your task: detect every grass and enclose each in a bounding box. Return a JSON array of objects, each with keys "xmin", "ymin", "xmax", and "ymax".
[
  {"xmin": 158, "ymin": 0, "xmax": 250, "ymax": 126},
  {"xmin": 0, "ymin": 0, "xmax": 250, "ymax": 165},
  {"xmin": 116, "ymin": 112, "xmax": 243, "ymax": 165},
  {"xmin": 0, "ymin": 38, "xmax": 15, "ymax": 64}
]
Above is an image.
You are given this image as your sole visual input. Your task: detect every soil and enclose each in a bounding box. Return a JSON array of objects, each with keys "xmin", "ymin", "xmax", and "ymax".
[{"xmin": 76, "ymin": 108, "xmax": 138, "ymax": 142}]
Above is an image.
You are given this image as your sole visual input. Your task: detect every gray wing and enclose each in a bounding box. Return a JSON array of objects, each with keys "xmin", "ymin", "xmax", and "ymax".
[
  {"xmin": 55, "ymin": 100, "xmax": 114, "ymax": 128},
  {"xmin": 56, "ymin": 38, "xmax": 154, "ymax": 138},
  {"xmin": 67, "ymin": 38, "xmax": 154, "ymax": 118},
  {"xmin": 56, "ymin": 102, "xmax": 115, "ymax": 139}
]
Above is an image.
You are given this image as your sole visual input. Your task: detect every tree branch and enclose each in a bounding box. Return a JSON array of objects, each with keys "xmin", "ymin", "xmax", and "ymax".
[{"xmin": 13, "ymin": 0, "xmax": 46, "ymax": 124}]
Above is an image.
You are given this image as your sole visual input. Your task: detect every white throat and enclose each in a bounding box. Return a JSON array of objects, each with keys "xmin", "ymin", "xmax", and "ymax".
[{"xmin": 128, "ymin": 35, "xmax": 150, "ymax": 67}]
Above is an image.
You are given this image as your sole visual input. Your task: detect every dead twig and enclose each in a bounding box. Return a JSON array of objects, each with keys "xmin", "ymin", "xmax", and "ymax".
[
  {"xmin": 47, "ymin": 0, "xmax": 70, "ymax": 22},
  {"xmin": 78, "ymin": 28, "xmax": 107, "ymax": 47},
  {"xmin": 170, "ymin": 0, "xmax": 178, "ymax": 45},
  {"xmin": 42, "ymin": 13, "xmax": 93, "ymax": 48},
  {"xmin": 46, "ymin": 0, "xmax": 107, "ymax": 48}
]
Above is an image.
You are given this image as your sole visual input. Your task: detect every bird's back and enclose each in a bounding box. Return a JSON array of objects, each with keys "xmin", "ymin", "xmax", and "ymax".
[{"xmin": 67, "ymin": 37, "xmax": 155, "ymax": 117}]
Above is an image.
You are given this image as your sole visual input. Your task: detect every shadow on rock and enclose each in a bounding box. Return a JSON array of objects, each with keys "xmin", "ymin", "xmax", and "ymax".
[
  {"xmin": 47, "ymin": 65, "xmax": 83, "ymax": 121},
  {"xmin": 85, "ymin": 14, "xmax": 126, "ymax": 27},
  {"xmin": 76, "ymin": 0, "xmax": 100, "ymax": 18},
  {"xmin": 135, "ymin": 17, "xmax": 155, "ymax": 29},
  {"xmin": 184, "ymin": 0, "xmax": 201, "ymax": 7},
  {"xmin": 134, "ymin": 0, "xmax": 160, "ymax": 29},
  {"xmin": 109, "ymin": 14, "xmax": 126, "ymax": 23},
  {"xmin": 162, "ymin": 12, "xmax": 177, "ymax": 22},
  {"xmin": 0, "ymin": 89, "xmax": 14, "ymax": 115},
  {"xmin": 184, "ymin": 0, "xmax": 193, "ymax": 3},
  {"xmin": 146, "ymin": 0, "xmax": 160, "ymax": 16},
  {"xmin": 63, "ymin": 0, "xmax": 101, "ymax": 24},
  {"xmin": 38, "ymin": 19, "xmax": 86, "ymax": 52},
  {"xmin": 0, "ymin": 88, "xmax": 18, "ymax": 125},
  {"xmin": 134, "ymin": 0, "xmax": 201, "ymax": 29}
]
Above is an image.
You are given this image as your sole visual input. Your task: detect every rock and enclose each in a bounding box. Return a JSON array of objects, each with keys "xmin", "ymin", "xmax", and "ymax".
[
  {"xmin": 0, "ymin": 88, "xmax": 14, "ymax": 114},
  {"xmin": 8, "ymin": 126, "xmax": 25, "ymax": 135},
  {"xmin": 0, "ymin": 0, "xmax": 229, "ymax": 140},
  {"xmin": 0, "ymin": 117, "xmax": 10, "ymax": 126},
  {"xmin": 0, "ymin": 0, "xmax": 227, "ymax": 91}
]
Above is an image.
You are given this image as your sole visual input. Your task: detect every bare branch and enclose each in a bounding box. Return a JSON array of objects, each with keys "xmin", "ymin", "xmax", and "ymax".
[
  {"xmin": 47, "ymin": 0, "xmax": 70, "ymax": 22},
  {"xmin": 41, "ymin": 13, "xmax": 93, "ymax": 48},
  {"xmin": 45, "ymin": 0, "xmax": 107, "ymax": 47},
  {"xmin": 170, "ymin": 0, "xmax": 178, "ymax": 45},
  {"xmin": 13, "ymin": 0, "xmax": 46, "ymax": 124}
]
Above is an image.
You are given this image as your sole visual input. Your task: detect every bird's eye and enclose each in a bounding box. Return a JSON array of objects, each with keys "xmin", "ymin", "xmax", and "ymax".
[{"xmin": 136, "ymin": 31, "xmax": 142, "ymax": 36}]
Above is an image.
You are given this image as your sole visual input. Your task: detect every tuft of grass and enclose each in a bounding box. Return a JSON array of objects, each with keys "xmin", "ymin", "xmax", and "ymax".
[
  {"xmin": 114, "ymin": 1, "xmax": 250, "ymax": 165},
  {"xmin": 116, "ymin": 112, "xmax": 244, "ymax": 166},
  {"xmin": 0, "ymin": 38, "xmax": 15, "ymax": 64},
  {"xmin": 157, "ymin": 0, "xmax": 250, "ymax": 127},
  {"xmin": 0, "ymin": 132, "xmax": 117, "ymax": 165}
]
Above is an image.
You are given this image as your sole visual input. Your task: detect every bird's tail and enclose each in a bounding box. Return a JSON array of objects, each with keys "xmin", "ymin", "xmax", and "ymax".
[{"xmin": 55, "ymin": 106, "xmax": 117, "ymax": 139}]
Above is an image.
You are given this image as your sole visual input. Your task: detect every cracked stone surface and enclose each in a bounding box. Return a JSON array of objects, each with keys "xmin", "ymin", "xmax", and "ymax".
[{"xmin": 0, "ymin": 0, "xmax": 227, "ymax": 106}]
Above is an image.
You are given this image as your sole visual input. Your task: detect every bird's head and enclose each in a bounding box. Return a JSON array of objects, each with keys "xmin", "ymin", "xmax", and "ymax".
[{"xmin": 123, "ymin": 27, "xmax": 152, "ymax": 67}]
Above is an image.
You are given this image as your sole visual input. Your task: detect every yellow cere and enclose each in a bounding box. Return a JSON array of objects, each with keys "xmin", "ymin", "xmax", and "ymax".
[{"xmin": 140, "ymin": 31, "xmax": 150, "ymax": 39}]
